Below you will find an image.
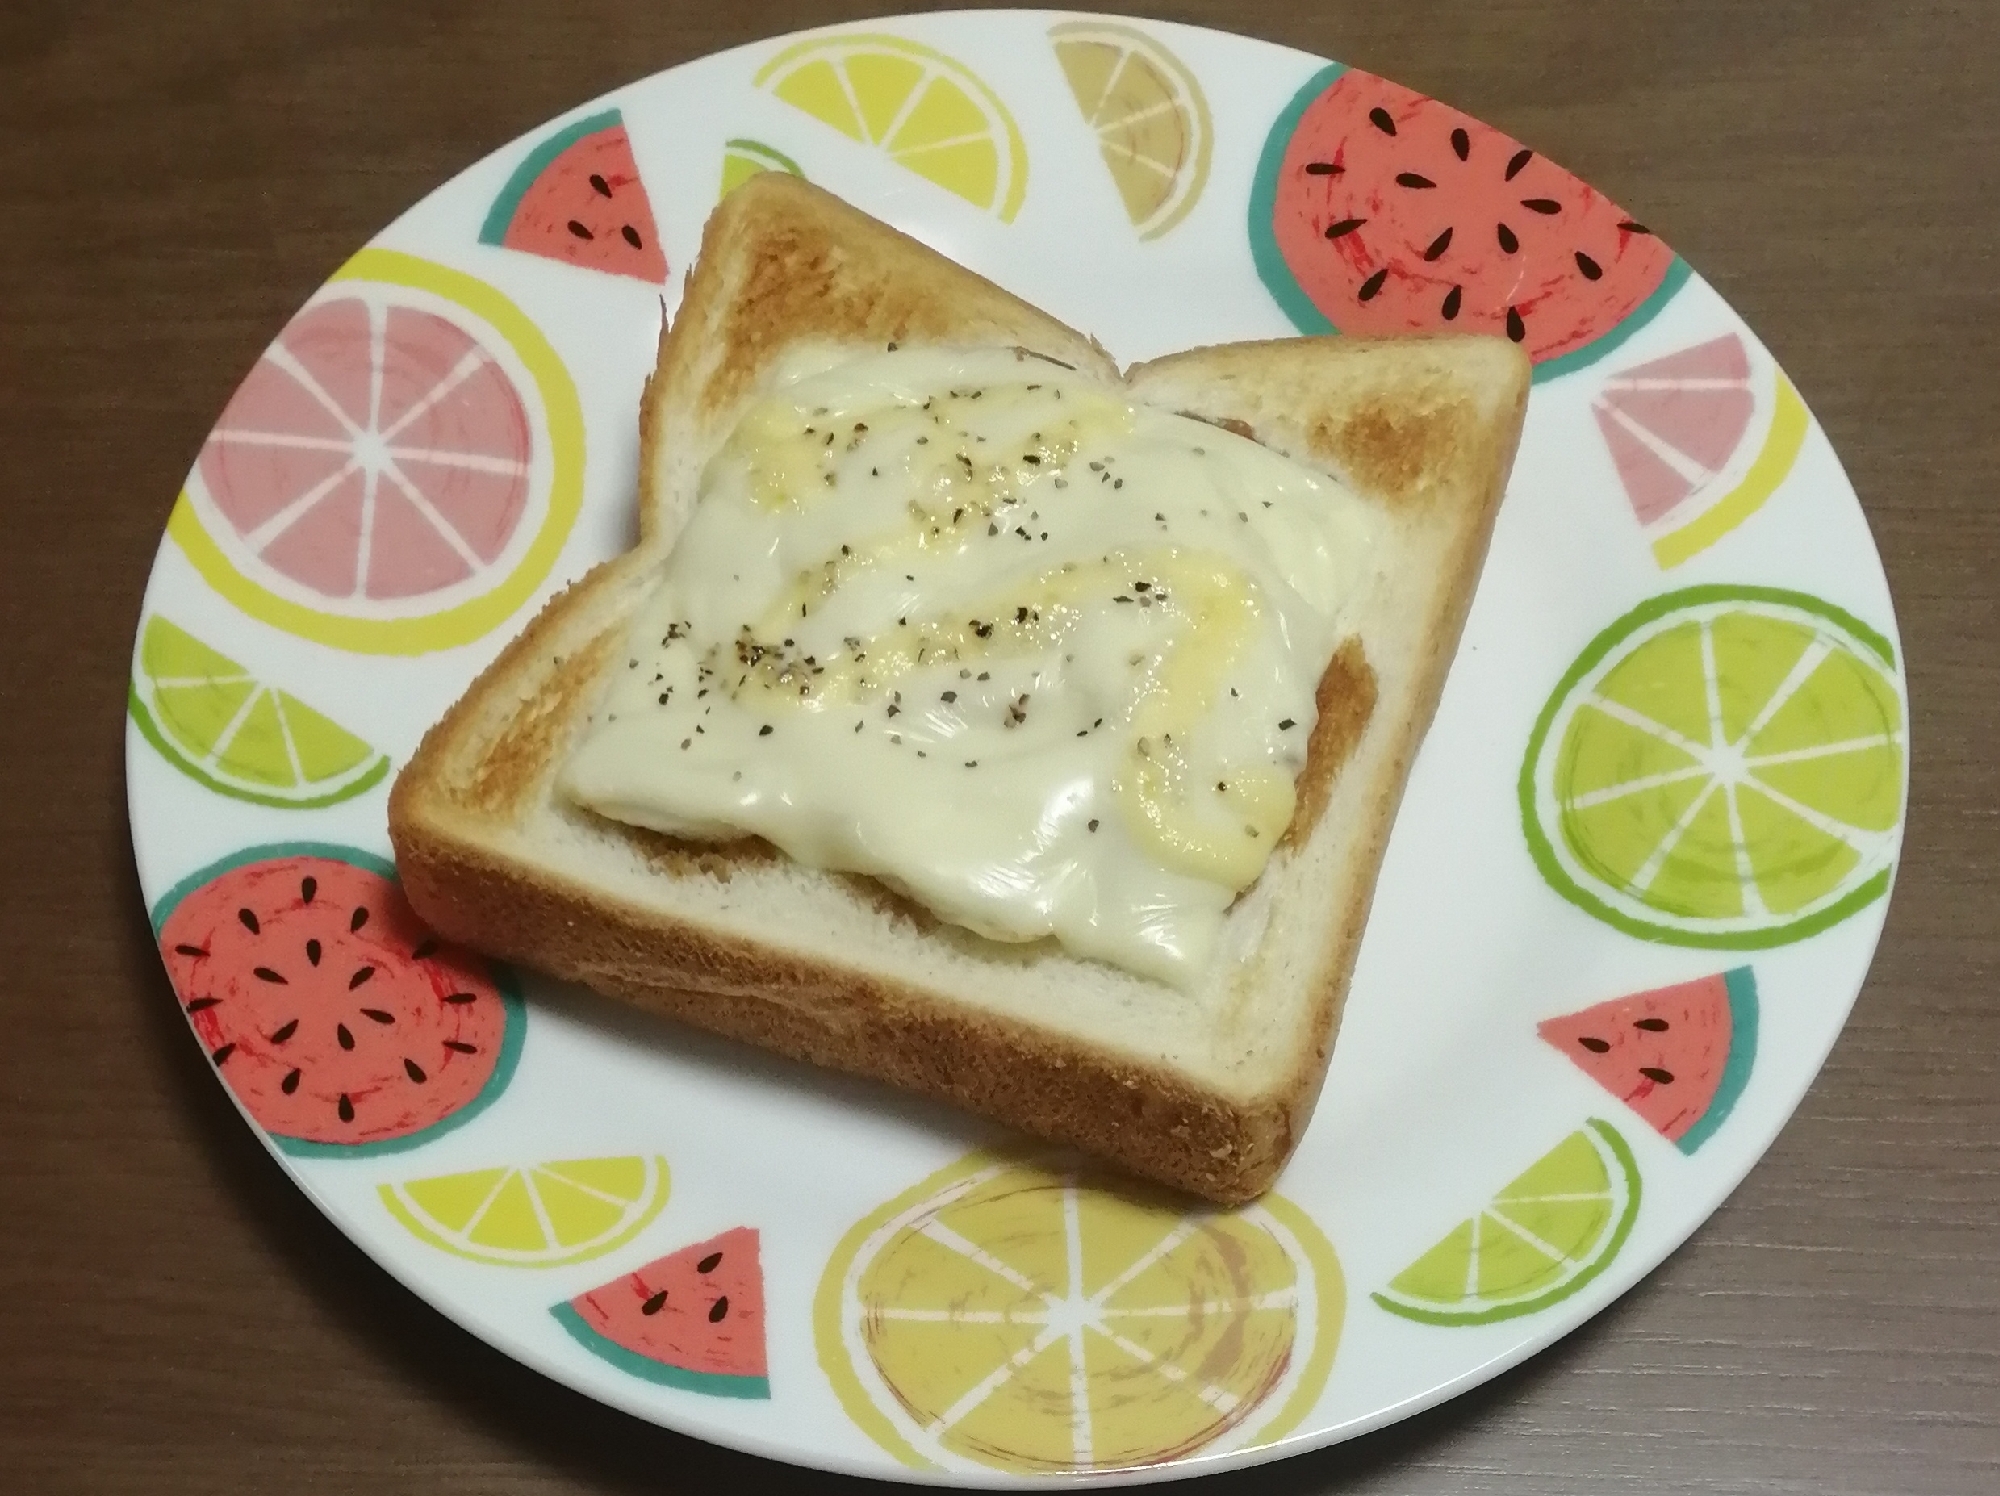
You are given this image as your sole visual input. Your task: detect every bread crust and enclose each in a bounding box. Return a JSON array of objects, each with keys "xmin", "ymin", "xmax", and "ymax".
[{"xmin": 389, "ymin": 175, "xmax": 1528, "ymax": 1203}]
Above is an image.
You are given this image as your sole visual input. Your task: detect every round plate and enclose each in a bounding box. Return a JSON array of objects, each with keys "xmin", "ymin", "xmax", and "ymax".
[{"xmin": 128, "ymin": 11, "xmax": 1907, "ymax": 1486}]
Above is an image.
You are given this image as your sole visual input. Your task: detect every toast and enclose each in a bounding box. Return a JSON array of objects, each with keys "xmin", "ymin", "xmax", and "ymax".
[{"xmin": 388, "ymin": 174, "xmax": 1529, "ymax": 1204}]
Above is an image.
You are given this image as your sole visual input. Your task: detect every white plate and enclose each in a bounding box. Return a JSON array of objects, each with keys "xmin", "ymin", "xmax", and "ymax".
[{"xmin": 127, "ymin": 11, "xmax": 1907, "ymax": 1485}]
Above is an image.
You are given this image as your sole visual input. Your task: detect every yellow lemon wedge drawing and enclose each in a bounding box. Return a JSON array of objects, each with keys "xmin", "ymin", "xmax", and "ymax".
[
  {"xmin": 380, "ymin": 1154, "xmax": 670, "ymax": 1268},
  {"xmin": 1050, "ymin": 20, "xmax": 1212, "ymax": 239},
  {"xmin": 754, "ymin": 33, "xmax": 1027, "ymax": 220}
]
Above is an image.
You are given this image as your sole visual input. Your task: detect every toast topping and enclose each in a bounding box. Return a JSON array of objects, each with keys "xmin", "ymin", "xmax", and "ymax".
[{"xmin": 560, "ymin": 346, "xmax": 1376, "ymax": 986}]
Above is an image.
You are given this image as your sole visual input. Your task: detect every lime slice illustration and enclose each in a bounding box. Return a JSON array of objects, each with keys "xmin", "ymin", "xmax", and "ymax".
[
  {"xmin": 1373, "ymin": 1119, "xmax": 1641, "ymax": 1326},
  {"xmin": 720, "ymin": 137, "xmax": 804, "ymax": 199},
  {"xmin": 129, "ymin": 616, "xmax": 389, "ymax": 808},
  {"xmin": 1521, "ymin": 585, "xmax": 1904, "ymax": 947}
]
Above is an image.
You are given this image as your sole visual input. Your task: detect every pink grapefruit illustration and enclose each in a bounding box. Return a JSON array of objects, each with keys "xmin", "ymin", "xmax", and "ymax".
[
  {"xmin": 169, "ymin": 248, "xmax": 584, "ymax": 654},
  {"xmin": 1593, "ymin": 332, "xmax": 1808, "ymax": 568}
]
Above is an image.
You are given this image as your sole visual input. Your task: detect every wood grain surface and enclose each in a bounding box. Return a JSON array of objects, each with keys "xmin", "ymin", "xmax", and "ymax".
[{"xmin": 1, "ymin": 1, "xmax": 1994, "ymax": 1491}]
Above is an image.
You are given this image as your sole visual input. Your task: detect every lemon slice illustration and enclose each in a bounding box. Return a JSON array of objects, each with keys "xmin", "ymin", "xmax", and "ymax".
[
  {"xmin": 380, "ymin": 1154, "xmax": 670, "ymax": 1268},
  {"xmin": 1050, "ymin": 20, "xmax": 1212, "ymax": 239},
  {"xmin": 755, "ymin": 33, "xmax": 1027, "ymax": 220},
  {"xmin": 815, "ymin": 1150, "xmax": 1341, "ymax": 1474}
]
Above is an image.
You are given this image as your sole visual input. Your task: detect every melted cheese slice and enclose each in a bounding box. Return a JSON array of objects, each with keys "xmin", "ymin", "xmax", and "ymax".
[{"xmin": 559, "ymin": 346, "xmax": 1377, "ymax": 987}]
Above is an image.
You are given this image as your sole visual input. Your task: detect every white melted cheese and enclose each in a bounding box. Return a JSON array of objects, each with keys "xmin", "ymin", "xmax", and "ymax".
[{"xmin": 559, "ymin": 346, "xmax": 1377, "ymax": 988}]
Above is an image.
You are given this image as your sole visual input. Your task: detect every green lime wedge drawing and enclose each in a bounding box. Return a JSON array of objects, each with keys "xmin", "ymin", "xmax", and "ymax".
[
  {"xmin": 129, "ymin": 616, "xmax": 390, "ymax": 809},
  {"xmin": 1373, "ymin": 1119, "xmax": 1641, "ymax": 1327},
  {"xmin": 720, "ymin": 138, "xmax": 804, "ymax": 200}
]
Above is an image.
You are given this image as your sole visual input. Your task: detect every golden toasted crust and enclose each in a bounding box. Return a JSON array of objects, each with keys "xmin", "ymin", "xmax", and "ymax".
[
  {"xmin": 670, "ymin": 175, "xmax": 1115, "ymax": 417},
  {"xmin": 1128, "ymin": 335, "xmax": 1529, "ymax": 1164},
  {"xmin": 393, "ymin": 824, "xmax": 1297, "ymax": 1202},
  {"xmin": 389, "ymin": 175, "xmax": 1530, "ymax": 1203}
]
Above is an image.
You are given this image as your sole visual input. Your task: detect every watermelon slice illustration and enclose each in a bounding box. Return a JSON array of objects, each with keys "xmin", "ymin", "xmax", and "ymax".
[
  {"xmin": 153, "ymin": 844, "xmax": 524, "ymax": 1156},
  {"xmin": 553, "ymin": 1226, "xmax": 770, "ymax": 1399},
  {"xmin": 1594, "ymin": 332, "xmax": 1810, "ymax": 569},
  {"xmin": 1538, "ymin": 968, "xmax": 1758, "ymax": 1154},
  {"xmin": 480, "ymin": 108, "xmax": 667, "ymax": 283},
  {"xmin": 1250, "ymin": 65, "xmax": 1688, "ymax": 381}
]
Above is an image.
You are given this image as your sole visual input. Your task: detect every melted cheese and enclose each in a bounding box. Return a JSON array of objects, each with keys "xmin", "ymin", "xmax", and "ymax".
[{"xmin": 558, "ymin": 346, "xmax": 1377, "ymax": 988}]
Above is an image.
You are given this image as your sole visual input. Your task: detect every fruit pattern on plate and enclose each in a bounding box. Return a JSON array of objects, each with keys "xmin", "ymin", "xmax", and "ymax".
[
  {"xmin": 129, "ymin": 616, "xmax": 389, "ymax": 810},
  {"xmin": 129, "ymin": 20, "xmax": 1902, "ymax": 1456},
  {"xmin": 755, "ymin": 32, "xmax": 1028, "ymax": 221},
  {"xmin": 1049, "ymin": 20, "xmax": 1211, "ymax": 240},
  {"xmin": 153, "ymin": 845, "xmax": 525, "ymax": 1157},
  {"xmin": 381, "ymin": 1154, "xmax": 672, "ymax": 1268},
  {"xmin": 168, "ymin": 248, "xmax": 584, "ymax": 655},
  {"xmin": 1593, "ymin": 332, "xmax": 1810, "ymax": 568},
  {"xmin": 719, "ymin": 138, "xmax": 805, "ymax": 202},
  {"xmin": 480, "ymin": 108, "xmax": 669, "ymax": 284},
  {"xmin": 813, "ymin": 1149, "xmax": 1342, "ymax": 1475},
  {"xmin": 1520, "ymin": 584, "xmax": 1905, "ymax": 949},
  {"xmin": 555, "ymin": 1227, "xmax": 771, "ymax": 1399},
  {"xmin": 1373, "ymin": 1119, "xmax": 1642, "ymax": 1327},
  {"xmin": 1539, "ymin": 968, "xmax": 1759, "ymax": 1155},
  {"xmin": 1250, "ymin": 65, "xmax": 1689, "ymax": 381}
]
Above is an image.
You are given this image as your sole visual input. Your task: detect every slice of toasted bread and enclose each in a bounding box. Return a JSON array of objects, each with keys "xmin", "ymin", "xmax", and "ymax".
[{"xmin": 389, "ymin": 174, "xmax": 1528, "ymax": 1203}]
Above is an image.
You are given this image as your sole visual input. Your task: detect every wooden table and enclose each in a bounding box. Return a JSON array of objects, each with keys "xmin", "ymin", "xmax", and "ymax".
[{"xmin": 3, "ymin": 1, "xmax": 1994, "ymax": 1490}]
